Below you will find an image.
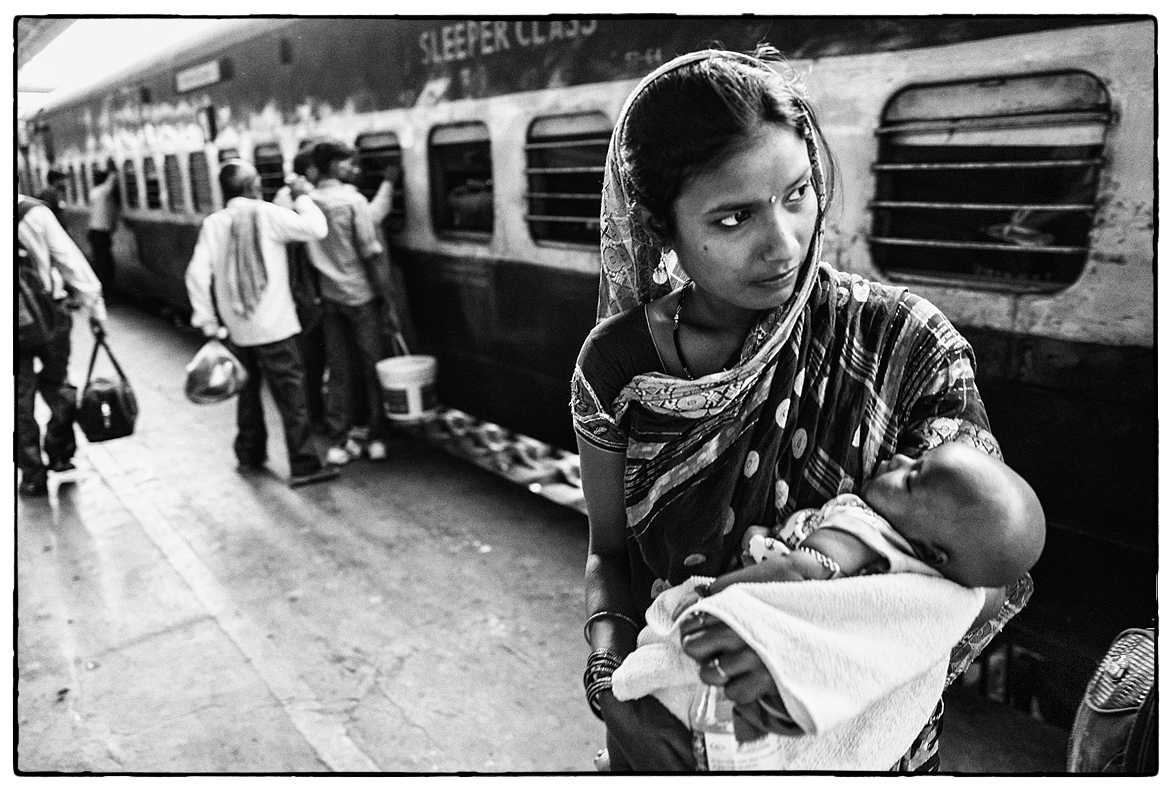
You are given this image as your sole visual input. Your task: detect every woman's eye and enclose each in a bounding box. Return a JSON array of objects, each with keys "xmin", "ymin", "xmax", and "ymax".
[
  {"xmin": 785, "ymin": 182, "xmax": 811, "ymax": 204},
  {"xmin": 718, "ymin": 209, "xmax": 752, "ymax": 228}
]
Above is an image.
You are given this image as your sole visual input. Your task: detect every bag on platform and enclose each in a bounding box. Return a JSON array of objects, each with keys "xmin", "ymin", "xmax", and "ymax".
[
  {"xmin": 16, "ymin": 198, "xmax": 66, "ymax": 350},
  {"xmin": 78, "ymin": 334, "xmax": 138, "ymax": 442},
  {"xmin": 1067, "ymin": 627, "xmax": 1157, "ymax": 774},
  {"xmin": 185, "ymin": 338, "xmax": 248, "ymax": 404}
]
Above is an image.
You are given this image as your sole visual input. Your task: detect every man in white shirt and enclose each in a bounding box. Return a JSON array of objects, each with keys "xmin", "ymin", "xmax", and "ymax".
[
  {"xmin": 17, "ymin": 194, "xmax": 108, "ymax": 496},
  {"xmin": 184, "ymin": 160, "xmax": 337, "ymax": 487}
]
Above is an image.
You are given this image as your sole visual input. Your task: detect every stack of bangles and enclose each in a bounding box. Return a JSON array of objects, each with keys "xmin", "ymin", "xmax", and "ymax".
[
  {"xmin": 583, "ymin": 648, "xmax": 623, "ymax": 720},
  {"xmin": 582, "ymin": 611, "xmax": 640, "ymax": 720}
]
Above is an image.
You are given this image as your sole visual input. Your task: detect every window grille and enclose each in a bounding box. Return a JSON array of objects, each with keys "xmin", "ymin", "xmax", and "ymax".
[
  {"xmin": 429, "ymin": 123, "xmax": 493, "ymax": 237},
  {"xmin": 525, "ymin": 113, "xmax": 610, "ymax": 245},
  {"xmin": 123, "ymin": 159, "xmax": 140, "ymax": 209},
  {"xmin": 870, "ymin": 71, "xmax": 1109, "ymax": 290},
  {"xmin": 164, "ymin": 154, "xmax": 183, "ymax": 212},
  {"xmin": 356, "ymin": 131, "xmax": 405, "ymax": 232},
  {"xmin": 143, "ymin": 156, "xmax": 162, "ymax": 209},
  {"xmin": 189, "ymin": 152, "xmax": 214, "ymax": 212},
  {"xmin": 253, "ymin": 144, "xmax": 286, "ymax": 202}
]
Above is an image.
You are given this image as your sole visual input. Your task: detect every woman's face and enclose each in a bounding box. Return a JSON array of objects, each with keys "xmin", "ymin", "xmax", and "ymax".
[{"xmin": 667, "ymin": 124, "xmax": 817, "ymax": 315}]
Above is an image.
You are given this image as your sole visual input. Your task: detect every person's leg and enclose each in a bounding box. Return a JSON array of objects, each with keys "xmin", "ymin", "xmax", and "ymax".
[
  {"xmin": 38, "ymin": 312, "xmax": 78, "ymax": 470},
  {"xmin": 296, "ymin": 326, "xmax": 327, "ymax": 428},
  {"xmin": 87, "ymin": 229, "xmax": 113, "ymax": 290},
  {"xmin": 321, "ymin": 302, "xmax": 354, "ymax": 451},
  {"xmin": 16, "ymin": 349, "xmax": 48, "ymax": 494},
  {"xmin": 252, "ymin": 337, "xmax": 321, "ymax": 476},
  {"xmin": 348, "ymin": 300, "xmax": 391, "ymax": 447},
  {"xmin": 233, "ymin": 344, "xmax": 268, "ymax": 466}
]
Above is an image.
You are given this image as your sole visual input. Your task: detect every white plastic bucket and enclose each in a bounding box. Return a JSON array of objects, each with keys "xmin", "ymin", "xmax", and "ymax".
[{"xmin": 376, "ymin": 355, "xmax": 438, "ymax": 422}]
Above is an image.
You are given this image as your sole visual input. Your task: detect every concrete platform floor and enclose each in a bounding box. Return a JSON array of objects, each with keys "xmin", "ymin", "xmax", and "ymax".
[{"xmin": 13, "ymin": 302, "xmax": 1071, "ymax": 775}]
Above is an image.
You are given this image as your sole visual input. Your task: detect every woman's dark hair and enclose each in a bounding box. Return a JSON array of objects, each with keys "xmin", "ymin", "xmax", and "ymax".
[{"xmin": 623, "ymin": 45, "xmax": 836, "ymax": 237}]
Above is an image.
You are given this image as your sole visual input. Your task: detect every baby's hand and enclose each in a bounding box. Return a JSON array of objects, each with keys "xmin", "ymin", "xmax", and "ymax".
[
  {"xmin": 672, "ymin": 555, "xmax": 814, "ymax": 623},
  {"xmin": 740, "ymin": 524, "xmax": 772, "ymax": 566},
  {"xmin": 748, "ymin": 534, "xmax": 791, "ymax": 565}
]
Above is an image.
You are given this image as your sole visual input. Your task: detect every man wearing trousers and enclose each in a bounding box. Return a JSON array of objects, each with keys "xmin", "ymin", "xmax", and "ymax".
[{"xmin": 184, "ymin": 160, "xmax": 336, "ymax": 487}]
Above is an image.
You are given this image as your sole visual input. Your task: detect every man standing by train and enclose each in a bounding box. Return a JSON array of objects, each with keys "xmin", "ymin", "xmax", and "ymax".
[
  {"xmin": 87, "ymin": 164, "xmax": 121, "ymax": 292},
  {"xmin": 184, "ymin": 160, "xmax": 338, "ymax": 487},
  {"xmin": 306, "ymin": 139, "xmax": 399, "ymax": 466}
]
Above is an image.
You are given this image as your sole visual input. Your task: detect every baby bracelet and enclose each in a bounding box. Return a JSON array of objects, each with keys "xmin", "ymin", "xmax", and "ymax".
[
  {"xmin": 797, "ymin": 546, "xmax": 842, "ymax": 579},
  {"xmin": 583, "ymin": 610, "xmax": 641, "ymax": 644}
]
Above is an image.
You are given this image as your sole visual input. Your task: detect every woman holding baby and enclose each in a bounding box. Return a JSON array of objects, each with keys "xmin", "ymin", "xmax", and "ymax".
[{"xmin": 571, "ymin": 46, "xmax": 1044, "ymax": 772}]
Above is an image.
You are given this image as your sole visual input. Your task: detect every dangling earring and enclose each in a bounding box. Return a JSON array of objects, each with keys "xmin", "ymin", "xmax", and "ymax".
[{"xmin": 653, "ymin": 249, "xmax": 675, "ymax": 285}]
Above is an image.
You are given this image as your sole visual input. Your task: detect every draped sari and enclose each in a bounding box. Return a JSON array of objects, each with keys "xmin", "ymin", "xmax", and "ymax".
[{"xmin": 571, "ymin": 49, "xmax": 1032, "ymax": 771}]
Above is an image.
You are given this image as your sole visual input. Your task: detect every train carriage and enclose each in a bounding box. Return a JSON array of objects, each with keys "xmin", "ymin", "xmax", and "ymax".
[{"xmin": 19, "ymin": 15, "xmax": 1155, "ymax": 728}]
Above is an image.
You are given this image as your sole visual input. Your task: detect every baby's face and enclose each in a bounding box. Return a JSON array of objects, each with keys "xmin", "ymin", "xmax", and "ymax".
[
  {"xmin": 861, "ymin": 446, "xmax": 973, "ymax": 560},
  {"xmin": 862, "ymin": 453, "xmax": 933, "ymax": 529}
]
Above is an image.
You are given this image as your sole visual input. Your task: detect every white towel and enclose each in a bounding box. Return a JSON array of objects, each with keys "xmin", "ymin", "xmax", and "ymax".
[{"xmin": 611, "ymin": 574, "xmax": 985, "ymax": 770}]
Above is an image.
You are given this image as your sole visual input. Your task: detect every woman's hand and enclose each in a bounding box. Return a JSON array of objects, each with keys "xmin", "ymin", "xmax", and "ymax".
[
  {"xmin": 599, "ymin": 690, "xmax": 696, "ymax": 771},
  {"xmin": 679, "ymin": 612, "xmax": 797, "ymax": 741}
]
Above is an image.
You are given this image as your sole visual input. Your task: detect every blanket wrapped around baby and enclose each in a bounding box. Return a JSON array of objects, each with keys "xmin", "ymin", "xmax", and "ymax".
[{"xmin": 610, "ymin": 574, "xmax": 985, "ymax": 770}]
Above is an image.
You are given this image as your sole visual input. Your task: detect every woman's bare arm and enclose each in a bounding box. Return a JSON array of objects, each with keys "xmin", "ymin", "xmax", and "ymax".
[{"xmin": 578, "ymin": 439, "xmax": 640, "ymax": 654}]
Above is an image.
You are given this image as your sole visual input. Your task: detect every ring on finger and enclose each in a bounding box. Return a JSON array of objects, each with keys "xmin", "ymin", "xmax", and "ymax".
[{"xmin": 710, "ymin": 656, "xmax": 729, "ymax": 684}]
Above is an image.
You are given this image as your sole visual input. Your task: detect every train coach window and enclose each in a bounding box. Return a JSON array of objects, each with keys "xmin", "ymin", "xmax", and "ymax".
[
  {"xmin": 189, "ymin": 152, "xmax": 214, "ymax": 212},
  {"xmin": 525, "ymin": 113, "xmax": 610, "ymax": 245},
  {"xmin": 430, "ymin": 123, "xmax": 493, "ymax": 237},
  {"xmin": 253, "ymin": 144, "xmax": 286, "ymax": 202},
  {"xmin": 164, "ymin": 154, "xmax": 184, "ymax": 212},
  {"xmin": 356, "ymin": 132, "xmax": 406, "ymax": 232},
  {"xmin": 122, "ymin": 159, "xmax": 140, "ymax": 209},
  {"xmin": 143, "ymin": 157, "xmax": 163, "ymax": 209},
  {"xmin": 870, "ymin": 71, "xmax": 1109, "ymax": 290}
]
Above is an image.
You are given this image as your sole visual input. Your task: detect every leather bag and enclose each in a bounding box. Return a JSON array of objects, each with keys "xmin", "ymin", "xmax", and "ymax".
[{"xmin": 78, "ymin": 334, "xmax": 138, "ymax": 442}]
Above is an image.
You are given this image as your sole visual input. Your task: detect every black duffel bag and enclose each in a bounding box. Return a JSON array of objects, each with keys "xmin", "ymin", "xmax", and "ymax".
[{"xmin": 78, "ymin": 332, "xmax": 138, "ymax": 442}]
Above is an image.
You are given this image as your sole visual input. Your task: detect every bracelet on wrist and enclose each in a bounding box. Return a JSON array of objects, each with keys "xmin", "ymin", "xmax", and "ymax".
[
  {"xmin": 583, "ymin": 648, "xmax": 624, "ymax": 721},
  {"xmin": 583, "ymin": 611, "xmax": 641, "ymax": 644},
  {"xmin": 797, "ymin": 546, "xmax": 842, "ymax": 579}
]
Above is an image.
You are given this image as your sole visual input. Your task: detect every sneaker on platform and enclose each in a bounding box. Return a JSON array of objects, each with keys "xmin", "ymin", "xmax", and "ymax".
[
  {"xmin": 343, "ymin": 437, "xmax": 363, "ymax": 459},
  {"xmin": 48, "ymin": 459, "xmax": 77, "ymax": 473},
  {"xmin": 367, "ymin": 440, "xmax": 388, "ymax": 461},
  {"xmin": 325, "ymin": 446, "xmax": 351, "ymax": 466}
]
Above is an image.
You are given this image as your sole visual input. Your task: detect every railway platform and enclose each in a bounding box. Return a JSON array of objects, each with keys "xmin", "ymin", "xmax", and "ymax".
[{"xmin": 14, "ymin": 301, "xmax": 1071, "ymax": 774}]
